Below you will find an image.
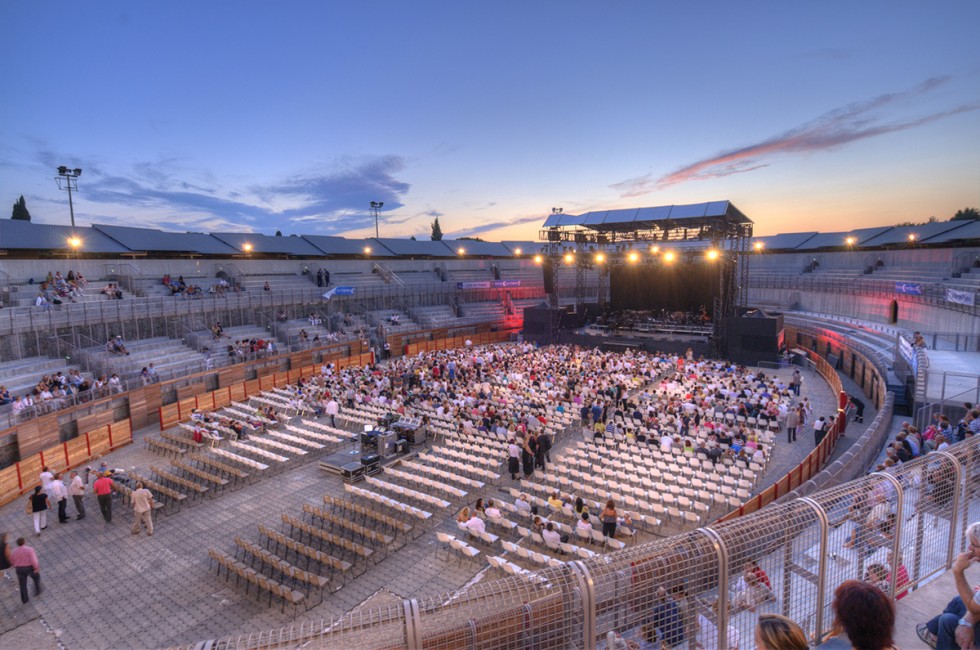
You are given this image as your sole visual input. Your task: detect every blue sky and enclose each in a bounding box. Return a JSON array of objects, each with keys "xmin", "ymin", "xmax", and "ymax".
[{"xmin": 1, "ymin": 1, "xmax": 978, "ymax": 241}]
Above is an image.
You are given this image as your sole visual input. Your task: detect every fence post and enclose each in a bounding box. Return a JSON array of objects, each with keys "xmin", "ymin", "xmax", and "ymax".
[
  {"xmin": 933, "ymin": 451, "xmax": 964, "ymax": 564},
  {"xmin": 107, "ymin": 423, "xmax": 114, "ymax": 449},
  {"xmin": 696, "ymin": 527, "xmax": 730, "ymax": 650},
  {"xmin": 567, "ymin": 560, "xmax": 597, "ymax": 648},
  {"xmin": 870, "ymin": 472, "xmax": 905, "ymax": 598},
  {"xmin": 402, "ymin": 598, "xmax": 423, "ymax": 649},
  {"xmin": 798, "ymin": 497, "xmax": 830, "ymax": 638}
]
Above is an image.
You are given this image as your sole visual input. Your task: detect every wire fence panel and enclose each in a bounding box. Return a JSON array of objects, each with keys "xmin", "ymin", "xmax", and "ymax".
[
  {"xmin": 712, "ymin": 500, "xmax": 825, "ymax": 648},
  {"xmin": 413, "ymin": 569, "xmax": 580, "ymax": 650}
]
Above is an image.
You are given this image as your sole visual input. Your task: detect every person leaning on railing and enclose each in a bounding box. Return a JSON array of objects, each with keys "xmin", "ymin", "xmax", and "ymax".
[{"xmin": 917, "ymin": 522, "xmax": 980, "ymax": 649}]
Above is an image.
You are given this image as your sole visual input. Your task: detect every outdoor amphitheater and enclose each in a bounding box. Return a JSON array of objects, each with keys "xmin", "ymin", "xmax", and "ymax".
[{"xmin": 0, "ymin": 204, "xmax": 978, "ymax": 650}]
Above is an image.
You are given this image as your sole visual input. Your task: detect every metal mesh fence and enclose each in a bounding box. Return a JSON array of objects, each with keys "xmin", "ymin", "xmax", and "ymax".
[{"xmin": 188, "ymin": 437, "xmax": 980, "ymax": 650}]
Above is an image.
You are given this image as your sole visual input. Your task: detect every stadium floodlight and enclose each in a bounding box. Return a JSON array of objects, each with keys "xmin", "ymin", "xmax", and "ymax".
[
  {"xmin": 55, "ymin": 165, "xmax": 83, "ymax": 229},
  {"xmin": 457, "ymin": 247, "xmax": 466, "ymax": 256},
  {"xmin": 242, "ymin": 242, "xmax": 253, "ymax": 253},
  {"xmin": 563, "ymin": 253, "xmax": 574, "ymax": 264},
  {"xmin": 907, "ymin": 233, "xmax": 916, "ymax": 241},
  {"xmin": 534, "ymin": 255, "xmax": 543, "ymax": 264},
  {"xmin": 649, "ymin": 245, "xmax": 660, "ymax": 254},
  {"xmin": 67, "ymin": 236, "xmax": 82, "ymax": 249},
  {"xmin": 514, "ymin": 248, "xmax": 522, "ymax": 256},
  {"xmin": 706, "ymin": 249, "xmax": 720, "ymax": 261},
  {"xmin": 370, "ymin": 201, "xmax": 384, "ymax": 239},
  {"xmin": 663, "ymin": 251, "xmax": 676, "ymax": 263},
  {"xmin": 363, "ymin": 246, "xmax": 372, "ymax": 255},
  {"xmin": 754, "ymin": 242, "xmax": 765, "ymax": 251},
  {"xmin": 551, "ymin": 207, "xmax": 563, "ymax": 215},
  {"xmin": 595, "ymin": 253, "xmax": 605, "ymax": 264},
  {"xmin": 628, "ymin": 252, "xmax": 639, "ymax": 263},
  {"xmin": 845, "ymin": 236, "xmax": 856, "ymax": 246}
]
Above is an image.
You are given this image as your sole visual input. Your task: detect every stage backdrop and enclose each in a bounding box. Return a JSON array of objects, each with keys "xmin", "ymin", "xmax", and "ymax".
[{"xmin": 609, "ymin": 264, "xmax": 719, "ymax": 313}]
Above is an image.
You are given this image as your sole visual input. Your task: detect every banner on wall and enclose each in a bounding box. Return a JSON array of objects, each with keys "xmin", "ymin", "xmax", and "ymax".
[
  {"xmin": 457, "ymin": 281, "xmax": 491, "ymax": 289},
  {"xmin": 322, "ymin": 286, "xmax": 356, "ymax": 299},
  {"xmin": 493, "ymin": 279, "xmax": 521, "ymax": 288},
  {"xmin": 894, "ymin": 282, "xmax": 922, "ymax": 295},
  {"xmin": 945, "ymin": 288, "xmax": 976, "ymax": 306}
]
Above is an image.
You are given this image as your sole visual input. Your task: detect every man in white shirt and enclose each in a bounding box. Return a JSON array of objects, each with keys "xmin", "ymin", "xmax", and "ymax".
[
  {"xmin": 542, "ymin": 522, "xmax": 564, "ymax": 550},
  {"xmin": 463, "ymin": 514, "xmax": 486, "ymax": 535},
  {"xmin": 68, "ymin": 470, "xmax": 86, "ymax": 519},
  {"xmin": 49, "ymin": 474, "xmax": 70, "ymax": 523}
]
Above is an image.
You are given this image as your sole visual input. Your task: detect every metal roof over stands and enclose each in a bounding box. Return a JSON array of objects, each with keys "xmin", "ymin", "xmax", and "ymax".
[
  {"xmin": 0, "ymin": 220, "xmax": 130, "ymax": 253},
  {"xmin": 916, "ymin": 220, "xmax": 980, "ymax": 244},
  {"xmin": 794, "ymin": 226, "xmax": 893, "ymax": 250},
  {"xmin": 374, "ymin": 238, "xmax": 450, "ymax": 257},
  {"xmin": 547, "ymin": 201, "xmax": 751, "ymax": 230},
  {"xmin": 302, "ymin": 234, "xmax": 383, "ymax": 256},
  {"xmin": 93, "ymin": 224, "xmax": 238, "ymax": 255},
  {"xmin": 751, "ymin": 232, "xmax": 818, "ymax": 250},
  {"xmin": 860, "ymin": 221, "xmax": 970, "ymax": 247},
  {"xmin": 210, "ymin": 232, "xmax": 323, "ymax": 256},
  {"xmin": 501, "ymin": 241, "xmax": 546, "ymax": 255},
  {"xmin": 444, "ymin": 239, "xmax": 512, "ymax": 257}
]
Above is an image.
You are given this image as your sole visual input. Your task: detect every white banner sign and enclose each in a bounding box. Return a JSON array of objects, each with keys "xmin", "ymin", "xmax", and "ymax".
[{"xmin": 945, "ymin": 288, "xmax": 976, "ymax": 306}]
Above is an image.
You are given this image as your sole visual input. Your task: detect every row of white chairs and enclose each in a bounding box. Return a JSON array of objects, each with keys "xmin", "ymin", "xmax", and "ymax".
[
  {"xmin": 398, "ymin": 460, "xmax": 484, "ymax": 490},
  {"xmin": 212, "ymin": 446, "xmax": 270, "ymax": 471},
  {"xmin": 250, "ymin": 436, "xmax": 307, "ymax": 457},
  {"xmin": 267, "ymin": 430, "xmax": 324, "ymax": 451},
  {"xmin": 418, "ymin": 452, "xmax": 500, "ymax": 482},
  {"xmin": 230, "ymin": 440, "xmax": 290, "ymax": 464},
  {"xmin": 383, "ymin": 467, "xmax": 467, "ymax": 499},
  {"xmin": 364, "ymin": 476, "xmax": 450, "ymax": 510},
  {"xmin": 344, "ymin": 483, "xmax": 431, "ymax": 522}
]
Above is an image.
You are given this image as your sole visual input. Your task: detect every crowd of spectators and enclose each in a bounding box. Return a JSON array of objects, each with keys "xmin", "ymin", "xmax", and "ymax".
[
  {"xmin": 593, "ymin": 308, "xmax": 712, "ymax": 331},
  {"xmin": 31, "ymin": 270, "xmax": 88, "ymax": 308}
]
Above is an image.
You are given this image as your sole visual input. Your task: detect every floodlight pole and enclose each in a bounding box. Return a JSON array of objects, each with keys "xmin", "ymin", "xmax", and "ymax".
[
  {"xmin": 370, "ymin": 201, "xmax": 384, "ymax": 239},
  {"xmin": 55, "ymin": 166, "xmax": 82, "ymax": 230}
]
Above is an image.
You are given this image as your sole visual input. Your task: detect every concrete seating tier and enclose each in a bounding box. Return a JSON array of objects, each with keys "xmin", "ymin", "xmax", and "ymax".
[
  {"xmin": 88, "ymin": 336, "xmax": 207, "ymax": 379},
  {"xmin": 390, "ymin": 270, "xmax": 444, "ymax": 286},
  {"xmin": 7, "ymin": 277, "xmax": 127, "ymax": 307},
  {"xmin": 412, "ymin": 305, "xmax": 459, "ymax": 329},
  {"xmin": 458, "ymin": 301, "xmax": 506, "ymax": 325},
  {"xmin": 0, "ymin": 356, "xmax": 90, "ymax": 401},
  {"xmin": 446, "ymin": 268, "xmax": 494, "ymax": 283},
  {"xmin": 238, "ymin": 275, "xmax": 318, "ymax": 293},
  {"xmin": 368, "ymin": 310, "xmax": 419, "ymax": 334},
  {"xmin": 275, "ymin": 318, "xmax": 336, "ymax": 347},
  {"xmin": 325, "ymin": 272, "xmax": 387, "ymax": 288}
]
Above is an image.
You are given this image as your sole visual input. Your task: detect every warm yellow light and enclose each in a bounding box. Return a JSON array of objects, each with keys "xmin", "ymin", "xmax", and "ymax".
[
  {"xmin": 753, "ymin": 242, "xmax": 764, "ymax": 251},
  {"xmin": 628, "ymin": 252, "xmax": 639, "ymax": 263},
  {"xmin": 845, "ymin": 236, "xmax": 856, "ymax": 246},
  {"xmin": 243, "ymin": 243, "xmax": 253, "ymax": 253},
  {"xmin": 364, "ymin": 246, "xmax": 372, "ymax": 254},
  {"xmin": 458, "ymin": 247, "xmax": 466, "ymax": 255},
  {"xmin": 67, "ymin": 236, "xmax": 82, "ymax": 249},
  {"xmin": 650, "ymin": 245, "xmax": 660, "ymax": 254},
  {"xmin": 706, "ymin": 249, "xmax": 720, "ymax": 261},
  {"xmin": 514, "ymin": 248, "xmax": 522, "ymax": 256},
  {"xmin": 595, "ymin": 253, "xmax": 605, "ymax": 264},
  {"xmin": 663, "ymin": 251, "xmax": 676, "ymax": 263},
  {"xmin": 908, "ymin": 233, "xmax": 917, "ymax": 241},
  {"xmin": 534, "ymin": 255, "xmax": 543, "ymax": 264},
  {"xmin": 563, "ymin": 253, "xmax": 574, "ymax": 264}
]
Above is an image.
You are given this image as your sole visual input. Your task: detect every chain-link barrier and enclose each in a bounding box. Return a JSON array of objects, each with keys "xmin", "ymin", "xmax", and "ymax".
[{"xmin": 188, "ymin": 436, "xmax": 980, "ymax": 650}]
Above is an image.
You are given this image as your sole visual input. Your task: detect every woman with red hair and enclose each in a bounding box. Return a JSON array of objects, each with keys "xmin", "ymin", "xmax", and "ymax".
[{"xmin": 828, "ymin": 579, "xmax": 897, "ymax": 650}]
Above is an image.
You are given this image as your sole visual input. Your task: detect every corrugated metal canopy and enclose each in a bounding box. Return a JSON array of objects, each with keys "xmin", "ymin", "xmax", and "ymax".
[
  {"xmin": 0, "ymin": 221, "xmax": 130, "ymax": 253},
  {"xmin": 861, "ymin": 221, "xmax": 969, "ymax": 247},
  {"xmin": 375, "ymin": 239, "xmax": 453, "ymax": 256},
  {"xmin": 211, "ymin": 232, "xmax": 323, "ymax": 255},
  {"xmin": 567, "ymin": 201, "xmax": 751, "ymax": 231},
  {"xmin": 501, "ymin": 241, "xmax": 545, "ymax": 255},
  {"xmin": 303, "ymin": 235, "xmax": 386, "ymax": 256},
  {"xmin": 443, "ymin": 240, "xmax": 512, "ymax": 256},
  {"xmin": 93, "ymin": 224, "xmax": 237, "ymax": 254},
  {"xmin": 752, "ymin": 232, "xmax": 818, "ymax": 250},
  {"xmin": 920, "ymin": 220, "xmax": 980, "ymax": 244}
]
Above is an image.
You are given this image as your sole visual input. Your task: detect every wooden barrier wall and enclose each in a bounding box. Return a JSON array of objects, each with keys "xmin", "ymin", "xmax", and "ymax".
[{"xmin": 0, "ymin": 419, "xmax": 132, "ymax": 509}]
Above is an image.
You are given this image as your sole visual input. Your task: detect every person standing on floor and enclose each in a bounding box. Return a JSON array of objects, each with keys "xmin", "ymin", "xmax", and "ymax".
[
  {"xmin": 27, "ymin": 487, "xmax": 49, "ymax": 537},
  {"xmin": 10, "ymin": 537, "xmax": 42, "ymax": 604},
  {"xmin": 93, "ymin": 470, "xmax": 114, "ymax": 523},
  {"xmin": 69, "ymin": 470, "xmax": 86, "ymax": 520},
  {"xmin": 0, "ymin": 532, "xmax": 11, "ymax": 580},
  {"xmin": 131, "ymin": 482, "xmax": 155, "ymax": 536},
  {"xmin": 50, "ymin": 473, "xmax": 69, "ymax": 523},
  {"xmin": 786, "ymin": 407, "xmax": 800, "ymax": 443}
]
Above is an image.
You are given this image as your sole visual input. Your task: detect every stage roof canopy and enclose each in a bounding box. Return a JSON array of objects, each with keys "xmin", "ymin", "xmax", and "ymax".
[{"xmin": 544, "ymin": 201, "xmax": 752, "ymax": 231}]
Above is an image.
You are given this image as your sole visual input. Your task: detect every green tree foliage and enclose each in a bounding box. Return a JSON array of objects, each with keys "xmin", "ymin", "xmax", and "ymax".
[
  {"xmin": 430, "ymin": 217, "xmax": 443, "ymax": 241},
  {"xmin": 275, "ymin": 229, "xmax": 283, "ymax": 236},
  {"xmin": 457, "ymin": 236, "xmax": 486, "ymax": 242},
  {"xmin": 952, "ymin": 207, "xmax": 980, "ymax": 221},
  {"xmin": 11, "ymin": 195, "xmax": 31, "ymax": 221}
]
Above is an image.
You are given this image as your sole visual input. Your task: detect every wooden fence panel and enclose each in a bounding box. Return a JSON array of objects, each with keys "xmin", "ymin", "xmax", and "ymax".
[
  {"xmin": 196, "ymin": 392, "xmax": 215, "ymax": 411},
  {"xmin": 159, "ymin": 403, "xmax": 180, "ymax": 431},
  {"xmin": 0, "ymin": 465, "xmax": 20, "ymax": 504},
  {"xmin": 177, "ymin": 382, "xmax": 207, "ymax": 402},
  {"xmin": 110, "ymin": 420, "xmax": 133, "ymax": 447},
  {"xmin": 88, "ymin": 426, "xmax": 112, "ymax": 457},
  {"xmin": 244, "ymin": 379, "xmax": 260, "ymax": 396},
  {"xmin": 231, "ymin": 383, "xmax": 248, "ymax": 403},
  {"xmin": 39, "ymin": 441, "xmax": 69, "ymax": 476},
  {"xmin": 177, "ymin": 397, "xmax": 198, "ymax": 421},
  {"xmin": 17, "ymin": 454, "xmax": 43, "ymax": 489},
  {"xmin": 66, "ymin": 436, "xmax": 89, "ymax": 467},
  {"xmin": 16, "ymin": 421, "xmax": 49, "ymax": 458},
  {"xmin": 213, "ymin": 387, "xmax": 232, "ymax": 409},
  {"xmin": 77, "ymin": 410, "xmax": 115, "ymax": 436},
  {"xmin": 218, "ymin": 365, "xmax": 246, "ymax": 388}
]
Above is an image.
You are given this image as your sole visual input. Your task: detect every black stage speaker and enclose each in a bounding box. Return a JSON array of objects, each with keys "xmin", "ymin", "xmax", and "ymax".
[
  {"xmin": 543, "ymin": 258, "xmax": 555, "ymax": 294},
  {"xmin": 726, "ymin": 309, "xmax": 784, "ymax": 365}
]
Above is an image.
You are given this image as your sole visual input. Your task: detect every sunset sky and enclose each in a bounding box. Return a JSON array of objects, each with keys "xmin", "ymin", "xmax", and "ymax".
[{"xmin": 1, "ymin": 1, "xmax": 978, "ymax": 241}]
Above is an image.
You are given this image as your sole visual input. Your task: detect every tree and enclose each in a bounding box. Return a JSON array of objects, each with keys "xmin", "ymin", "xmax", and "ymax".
[
  {"xmin": 457, "ymin": 236, "xmax": 486, "ymax": 242},
  {"xmin": 430, "ymin": 217, "xmax": 443, "ymax": 241},
  {"xmin": 275, "ymin": 230, "xmax": 283, "ymax": 236},
  {"xmin": 952, "ymin": 207, "xmax": 980, "ymax": 221},
  {"xmin": 11, "ymin": 195, "xmax": 31, "ymax": 221},
  {"xmin": 410, "ymin": 235, "xmax": 417, "ymax": 241}
]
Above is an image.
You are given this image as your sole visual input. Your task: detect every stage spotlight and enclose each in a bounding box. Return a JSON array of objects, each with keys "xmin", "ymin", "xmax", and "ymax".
[
  {"xmin": 706, "ymin": 249, "xmax": 720, "ymax": 261},
  {"xmin": 628, "ymin": 251, "xmax": 639, "ymax": 263},
  {"xmin": 534, "ymin": 254, "xmax": 543, "ymax": 264},
  {"xmin": 595, "ymin": 253, "xmax": 605, "ymax": 264},
  {"xmin": 650, "ymin": 245, "xmax": 660, "ymax": 254},
  {"xmin": 563, "ymin": 253, "xmax": 573, "ymax": 264},
  {"xmin": 663, "ymin": 251, "xmax": 676, "ymax": 263},
  {"xmin": 753, "ymin": 242, "xmax": 764, "ymax": 251}
]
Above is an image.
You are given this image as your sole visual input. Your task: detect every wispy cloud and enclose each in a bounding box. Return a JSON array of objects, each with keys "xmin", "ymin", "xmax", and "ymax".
[
  {"xmin": 611, "ymin": 76, "xmax": 980, "ymax": 197},
  {"xmin": 71, "ymin": 155, "xmax": 412, "ymax": 235},
  {"xmin": 449, "ymin": 213, "xmax": 543, "ymax": 239}
]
